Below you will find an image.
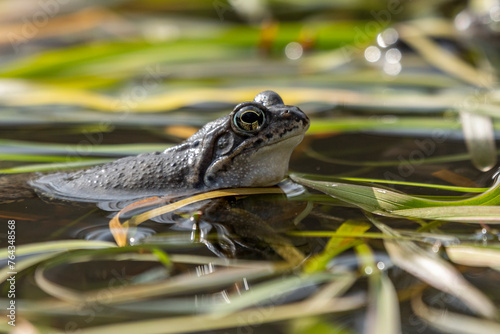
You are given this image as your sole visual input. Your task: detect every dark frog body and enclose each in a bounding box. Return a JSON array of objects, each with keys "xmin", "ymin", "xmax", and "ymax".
[{"xmin": 30, "ymin": 91, "xmax": 310, "ymax": 203}]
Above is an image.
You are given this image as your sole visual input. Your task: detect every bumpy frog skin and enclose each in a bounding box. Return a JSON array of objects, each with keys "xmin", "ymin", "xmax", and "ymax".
[{"xmin": 29, "ymin": 91, "xmax": 310, "ymax": 202}]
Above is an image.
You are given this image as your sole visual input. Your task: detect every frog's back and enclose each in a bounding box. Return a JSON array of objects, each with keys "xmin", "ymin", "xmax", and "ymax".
[
  {"xmin": 28, "ymin": 117, "xmax": 224, "ymax": 203},
  {"xmin": 29, "ymin": 150, "xmax": 200, "ymax": 202}
]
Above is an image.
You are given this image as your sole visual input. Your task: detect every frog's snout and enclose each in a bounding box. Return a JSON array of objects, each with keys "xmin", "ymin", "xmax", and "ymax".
[{"xmin": 281, "ymin": 106, "xmax": 310, "ymax": 130}]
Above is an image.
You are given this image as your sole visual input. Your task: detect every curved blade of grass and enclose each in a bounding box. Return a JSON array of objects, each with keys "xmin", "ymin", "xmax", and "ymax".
[
  {"xmin": 366, "ymin": 216, "xmax": 497, "ymax": 319},
  {"xmin": 35, "ymin": 255, "xmax": 281, "ymax": 306},
  {"xmin": 111, "ymin": 187, "xmax": 305, "ymax": 265},
  {"xmin": 392, "ymin": 206, "xmax": 500, "ymax": 223},
  {"xmin": 0, "ymin": 240, "xmax": 116, "ymax": 259},
  {"xmin": 0, "ymin": 253, "xmax": 55, "ymax": 284},
  {"xmin": 446, "ymin": 245, "xmax": 500, "ymax": 267},
  {"xmin": 110, "ymin": 188, "xmax": 284, "ymax": 246},
  {"xmin": 412, "ymin": 291, "xmax": 500, "ymax": 334},
  {"xmin": 71, "ymin": 294, "xmax": 365, "ymax": 334},
  {"xmin": 295, "ymin": 173, "xmax": 488, "ymax": 193},
  {"xmin": 109, "ymin": 196, "xmax": 164, "ymax": 247},
  {"xmin": 384, "ymin": 239, "xmax": 497, "ymax": 319},
  {"xmin": 460, "ymin": 111, "xmax": 497, "ymax": 172},
  {"xmin": 291, "ymin": 174, "xmax": 436, "ymax": 214},
  {"xmin": 290, "ymin": 174, "xmax": 500, "ymax": 220},
  {"xmin": 0, "ymin": 240, "xmax": 116, "ymax": 283}
]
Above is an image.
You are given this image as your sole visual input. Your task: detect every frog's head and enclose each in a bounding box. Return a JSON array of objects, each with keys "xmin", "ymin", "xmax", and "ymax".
[{"xmin": 203, "ymin": 90, "xmax": 309, "ymax": 189}]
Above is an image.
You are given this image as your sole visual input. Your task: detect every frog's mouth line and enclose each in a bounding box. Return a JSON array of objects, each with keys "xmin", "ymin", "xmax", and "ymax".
[
  {"xmin": 262, "ymin": 124, "xmax": 308, "ymax": 149},
  {"xmin": 267, "ymin": 132, "xmax": 305, "ymax": 147}
]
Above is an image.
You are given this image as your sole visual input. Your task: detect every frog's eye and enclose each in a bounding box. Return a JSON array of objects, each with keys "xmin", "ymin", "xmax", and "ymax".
[{"xmin": 233, "ymin": 105, "xmax": 266, "ymax": 133}]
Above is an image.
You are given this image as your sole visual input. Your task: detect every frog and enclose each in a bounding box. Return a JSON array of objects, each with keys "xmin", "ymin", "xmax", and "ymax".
[{"xmin": 29, "ymin": 90, "xmax": 310, "ymax": 203}]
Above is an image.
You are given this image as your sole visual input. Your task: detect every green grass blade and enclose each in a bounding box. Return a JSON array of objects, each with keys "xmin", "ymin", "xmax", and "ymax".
[
  {"xmin": 290, "ymin": 174, "xmax": 500, "ymax": 220},
  {"xmin": 291, "ymin": 175, "xmax": 436, "ymax": 214},
  {"xmin": 393, "ymin": 206, "xmax": 500, "ymax": 223},
  {"xmin": 0, "ymin": 139, "xmax": 170, "ymax": 156},
  {"xmin": 293, "ymin": 173, "xmax": 488, "ymax": 193},
  {"xmin": 0, "ymin": 159, "xmax": 112, "ymax": 173},
  {"xmin": 304, "ymin": 220, "xmax": 370, "ymax": 273},
  {"xmin": 0, "ymin": 154, "xmax": 73, "ymax": 162}
]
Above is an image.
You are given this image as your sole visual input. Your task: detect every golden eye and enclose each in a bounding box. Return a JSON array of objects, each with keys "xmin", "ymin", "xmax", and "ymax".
[{"xmin": 233, "ymin": 106, "xmax": 266, "ymax": 133}]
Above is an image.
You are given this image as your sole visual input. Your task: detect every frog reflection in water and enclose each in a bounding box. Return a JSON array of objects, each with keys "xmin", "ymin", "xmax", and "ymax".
[{"xmin": 30, "ymin": 91, "xmax": 310, "ymax": 202}]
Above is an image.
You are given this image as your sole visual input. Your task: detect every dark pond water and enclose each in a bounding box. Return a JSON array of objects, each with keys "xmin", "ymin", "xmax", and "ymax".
[{"xmin": 1, "ymin": 115, "xmax": 499, "ymax": 333}]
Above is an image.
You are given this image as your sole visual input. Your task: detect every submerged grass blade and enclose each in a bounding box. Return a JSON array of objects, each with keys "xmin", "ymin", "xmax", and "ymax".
[
  {"xmin": 369, "ymin": 273, "xmax": 401, "ymax": 334},
  {"xmin": 212, "ymin": 272, "xmax": 338, "ymax": 315},
  {"xmin": 384, "ymin": 239, "xmax": 497, "ymax": 319},
  {"xmin": 0, "ymin": 253, "xmax": 55, "ymax": 284},
  {"xmin": 72, "ymin": 294, "xmax": 365, "ymax": 334},
  {"xmin": 367, "ymin": 214, "xmax": 497, "ymax": 319},
  {"xmin": 0, "ymin": 240, "xmax": 116, "ymax": 259},
  {"xmin": 303, "ymin": 271, "xmax": 358, "ymax": 310},
  {"xmin": 0, "ymin": 240, "xmax": 116, "ymax": 283},
  {"xmin": 110, "ymin": 188, "xmax": 284, "ymax": 246},
  {"xmin": 356, "ymin": 243, "xmax": 401, "ymax": 334},
  {"xmin": 460, "ymin": 111, "xmax": 497, "ymax": 172},
  {"xmin": 289, "ymin": 231, "xmax": 407, "ymax": 240},
  {"xmin": 109, "ymin": 196, "xmax": 164, "ymax": 247},
  {"xmin": 412, "ymin": 291, "xmax": 500, "ymax": 334},
  {"xmin": 37, "ymin": 259, "xmax": 281, "ymax": 306},
  {"xmin": 446, "ymin": 245, "xmax": 500, "ymax": 267}
]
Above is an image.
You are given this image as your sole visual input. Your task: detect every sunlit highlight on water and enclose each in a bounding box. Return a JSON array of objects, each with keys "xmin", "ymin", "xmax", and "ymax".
[
  {"xmin": 364, "ymin": 28, "xmax": 402, "ymax": 76},
  {"xmin": 364, "ymin": 45, "xmax": 381, "ymax": 62},
  {"xmin": 285, "ymin": 42, "xmax": 303, "ymax": 60}
]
